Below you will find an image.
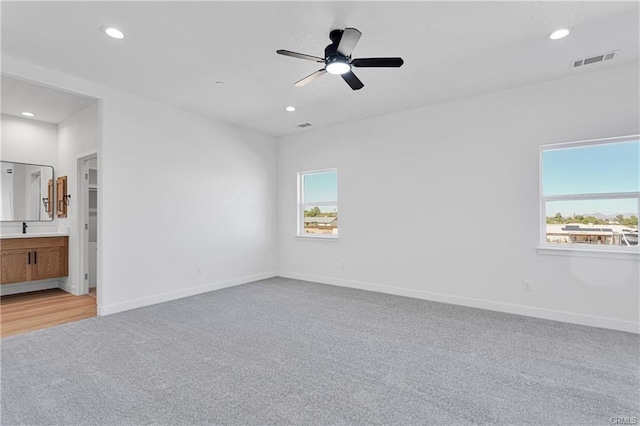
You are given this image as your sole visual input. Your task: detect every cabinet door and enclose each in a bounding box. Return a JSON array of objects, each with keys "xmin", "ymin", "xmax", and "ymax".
[
  {"xmin": 1, "ymin": 250, "xmax": 29, "ymax": 284},
  {"xmin": 31, "ymin": 247, "xmax": 64, "ymax": 281}
]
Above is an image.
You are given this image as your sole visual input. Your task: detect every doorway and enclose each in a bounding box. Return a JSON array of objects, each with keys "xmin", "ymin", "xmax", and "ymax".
[{"xmin": 79, "ymin": 154, "xmax": 98, "ymax": 300}]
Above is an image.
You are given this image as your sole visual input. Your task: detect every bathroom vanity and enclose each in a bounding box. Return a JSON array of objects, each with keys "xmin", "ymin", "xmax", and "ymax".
[{"xmin": 0, "ymin": 235, "xmax": 68, "ymax": 284}]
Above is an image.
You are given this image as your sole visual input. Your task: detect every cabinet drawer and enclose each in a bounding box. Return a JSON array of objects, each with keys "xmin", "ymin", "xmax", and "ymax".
[{"xmin": 1, "ymin": 237, "xmax": 67, "ymax": 250}]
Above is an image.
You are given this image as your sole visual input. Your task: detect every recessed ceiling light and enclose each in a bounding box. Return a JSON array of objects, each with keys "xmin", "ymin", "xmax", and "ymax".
[
  {"xmin": 548, "ymin": 28, "xmax": 571, "ymax": 40},
  {"xmin": 21, "ymin": 112, "xmax": 35, "ymax": 117},
  {"xmin": 102, "ymin": 26, "xmax": 124, "ymax": 39},
  {"xmin": 285, "ymin": 106, "xmax": 296, "ymax": 112}
]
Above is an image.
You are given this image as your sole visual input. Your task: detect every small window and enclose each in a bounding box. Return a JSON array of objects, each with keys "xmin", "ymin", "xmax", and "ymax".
[
  {"xmin": 298, "ymin": 169, "xmax": 338, "ymax": 237},
  {"xmin": 540, "ymin": 136, "xmax": 639, "ymax": 252}
]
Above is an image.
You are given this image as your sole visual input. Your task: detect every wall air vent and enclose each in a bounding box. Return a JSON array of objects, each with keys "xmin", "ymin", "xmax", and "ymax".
[
  {"xmin": 297, "ymin": 123, "xmax": 312, "ymax": 128},
  {"xmin": 572, "ymin": 50, "xmax": 618, "ymax": 68}
]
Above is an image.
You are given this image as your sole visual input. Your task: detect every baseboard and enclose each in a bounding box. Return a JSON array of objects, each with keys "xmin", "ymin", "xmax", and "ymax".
[
  {"xmin": 97, "ymin": 271, "xmax": 277, "ymax": 316},
  {"xmin": 0, "ymin": 280, "xmax": 59, "ymax": 296},
  {"xmin": 57, "ymin": 279, "xmax": 75, "ymax": 295},
  {"xmin": 277, "ymin": 271, "xmax": 639, "ymax": 334}
]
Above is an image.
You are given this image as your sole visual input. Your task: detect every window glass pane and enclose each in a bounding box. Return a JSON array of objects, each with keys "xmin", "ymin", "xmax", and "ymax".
[
  {"xmin": 303, "ymin": 171, "xmax": 337, "ymax": 203},
  {"xmin": 542, "ymin": 141, "xmax": 640, "ymax": 196},
  {"xmin": 545, "ymin": 198, "xmax": 638, "ymax": 246},
  {"xmin": 303, "ymin": 205, "xmax": 338, "ymax": 235}
]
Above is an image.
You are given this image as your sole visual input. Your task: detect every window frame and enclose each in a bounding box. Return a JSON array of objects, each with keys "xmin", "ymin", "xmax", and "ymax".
[
  {"xmin": 538, "ymin": 135, "xmax": 640, "ymax": 259},
  {"xmin": 297, "ymin": 168, "xmax": 338, "ymax": 239}
]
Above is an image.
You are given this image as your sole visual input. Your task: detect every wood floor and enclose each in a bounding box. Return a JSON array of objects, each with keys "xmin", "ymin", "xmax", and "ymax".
[{"xmin": 1, "ymin": 289, "xmax": 96, "ymax": 338}]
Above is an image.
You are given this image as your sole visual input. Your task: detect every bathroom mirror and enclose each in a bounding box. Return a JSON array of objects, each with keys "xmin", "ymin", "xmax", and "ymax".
[{"xmin": 1, "ymin": 160, "xmax": 55, "ymax": 222}]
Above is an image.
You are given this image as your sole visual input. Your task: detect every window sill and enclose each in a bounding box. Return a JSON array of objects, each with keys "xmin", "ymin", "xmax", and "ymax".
[
  {"xmin": 536, "ymin": 246, "xmax": 640, "ymax": 260},
  {"xmin": 295, "ymin": 235, "xmax": 339, "ymax": 242}
]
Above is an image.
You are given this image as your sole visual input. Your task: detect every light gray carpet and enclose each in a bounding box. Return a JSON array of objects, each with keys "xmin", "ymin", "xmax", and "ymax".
[{"xmin": 1, "ymin": 277, "xmax": 638, "ymax": 425}]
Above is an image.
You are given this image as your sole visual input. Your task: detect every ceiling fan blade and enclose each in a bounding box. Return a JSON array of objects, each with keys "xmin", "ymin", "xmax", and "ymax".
[
  {"xmin": 337, "ymin": 28, "xmax": 362, "ymax": 57},
  {"xmin": 351, "ymin": 57, "xmax": 404, "ymax": 67},
  {"xmin": 341, "ymin": 71, "xmax": 364, "ymax": 90},
  {"xmin": 294, "ymin": 69, "xmax": 327, "ymax": 87},
  {"xmin": 277, "ymin": 50, "xmax": 325, "ymax": 63}
]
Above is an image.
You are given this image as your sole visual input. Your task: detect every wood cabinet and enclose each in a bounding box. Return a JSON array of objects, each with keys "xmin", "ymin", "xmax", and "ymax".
[{"xmin": 0, "ymin": 237, "xmax": 68, "ymax": 285}]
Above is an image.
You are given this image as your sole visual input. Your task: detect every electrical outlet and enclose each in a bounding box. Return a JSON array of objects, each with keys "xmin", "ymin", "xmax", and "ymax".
[
  {"xmin": 340, "ymin": 260, "xmax": 345, "ymax": 270},
  {"xmin": 523, "ymin": 280, "xmax": 532, "ymax": 292},
  {"xmin": 196, "ymin": 266, "xmax": 203, "ymax": 275}
]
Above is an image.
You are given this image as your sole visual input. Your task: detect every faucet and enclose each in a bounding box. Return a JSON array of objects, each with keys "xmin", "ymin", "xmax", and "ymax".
[{"xmin": 22, "ymin": 222, "xmax": 28, "ymax": 234}]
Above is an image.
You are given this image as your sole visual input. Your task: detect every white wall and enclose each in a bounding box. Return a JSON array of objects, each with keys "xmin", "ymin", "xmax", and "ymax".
[
  {"xmin": 277, "ymin": 62, "xmax": 640, "ymax": 333},
  {"xmin": 1, "ymin": 114, "xmax": 58, "ymax": 166},
  {"xmin": 99, "ymin": 91, "xmax": 278, "ymax": 312},
  {"xmin": 3, "ymin": 57, "xmax": 278, "ymax": 314},
  {"xmin": 57, "ymin": 102, "xmax": 100, "ymax": 294}
]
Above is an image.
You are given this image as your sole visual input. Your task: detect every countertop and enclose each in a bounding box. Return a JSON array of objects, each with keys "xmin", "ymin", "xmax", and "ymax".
[{"xmin": 0, "ymin": 232, "xmax": 69, "ymax": 239}]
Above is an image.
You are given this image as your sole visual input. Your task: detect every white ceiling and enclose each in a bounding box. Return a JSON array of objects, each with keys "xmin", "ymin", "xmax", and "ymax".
[
  {"xmin": 2, "ymin": 1, "xmax": 638, "ymax": 136},
  {"xmin": 1, "ymin": 75, "xmax": 97, "ymax": 124}
]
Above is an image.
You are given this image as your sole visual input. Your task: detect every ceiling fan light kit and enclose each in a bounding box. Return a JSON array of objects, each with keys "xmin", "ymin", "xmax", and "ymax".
[
  {"xmin": 277, "ymin": 27, "xmax": 404, "ymax": 90},
  {"xmin": 325, "ymin": 57, "xmax": 351, "ymax": 75}
]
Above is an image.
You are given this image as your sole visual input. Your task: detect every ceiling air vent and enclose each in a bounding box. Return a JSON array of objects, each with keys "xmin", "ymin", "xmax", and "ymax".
[
  {"xmin": 572, "ymin": 50, "xmax": 618, "ymax": 68},
  {"xmin": 297, "ymin": 123, "xmax": 312, "ymax": 128}
]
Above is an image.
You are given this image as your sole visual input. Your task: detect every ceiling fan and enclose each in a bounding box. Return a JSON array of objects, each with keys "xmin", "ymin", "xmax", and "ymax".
[{"xmin": 277, "ymin": 28, "xmax": 404, "ymax": 90}]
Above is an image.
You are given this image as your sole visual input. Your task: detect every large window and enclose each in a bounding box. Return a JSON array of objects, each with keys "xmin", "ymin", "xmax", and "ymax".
[
  {"xmin": 298, "ymin": 169, "xmax": 338, "ymax": 237},
  {"xmin": 540, "ymin": 136, "xmax": 639, "ymax": 252}
]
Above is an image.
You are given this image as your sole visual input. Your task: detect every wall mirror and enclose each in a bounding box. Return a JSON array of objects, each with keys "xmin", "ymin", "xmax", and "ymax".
[{"xmin": 1, "ymin": 160, "xmax": 55, "ymax": 222}]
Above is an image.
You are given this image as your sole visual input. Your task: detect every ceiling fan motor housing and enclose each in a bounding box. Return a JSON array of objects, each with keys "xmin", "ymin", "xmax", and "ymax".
[
  {"xmin": 325, "ymin": 41, "xmax": 345, "ymax": 61},
  {"xmin": 329, "ymin": 29, "xmax": 343, "ymax": 45}
]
